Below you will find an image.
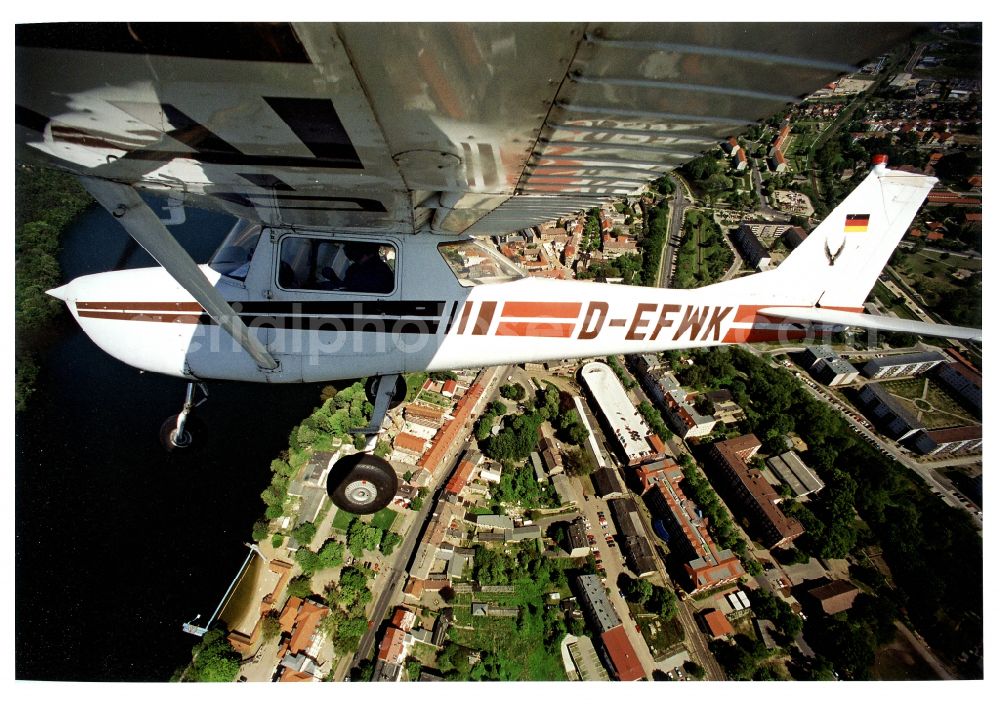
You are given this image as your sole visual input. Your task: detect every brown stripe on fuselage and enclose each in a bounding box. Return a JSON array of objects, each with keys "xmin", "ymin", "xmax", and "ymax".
[
  {"xmin": 76, "ymin": 301, "xmax": 203, "ymax": 312},
  {"xmin": 472, "ymin": 301, "xmax": 496, "ymax": 335},
  {"xmin": 500, "ymin": 301, "xmax": 582, "ymax": 319},
  {"xmin": 722, "ymin": 328, "xmax": 810, "ymax": 344},
  {"xmin": 455, "ymin": 301, "xmax": 473, "ymax": 335},
  {"xmin": 734, "ymin": 304, "xmax": 864, "ymax": 323}
]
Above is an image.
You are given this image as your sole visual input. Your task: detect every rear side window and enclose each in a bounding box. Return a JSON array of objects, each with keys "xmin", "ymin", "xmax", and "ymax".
[{"xmin": 277, "ymin": 237, "xmax": 395, "ymax": 294}]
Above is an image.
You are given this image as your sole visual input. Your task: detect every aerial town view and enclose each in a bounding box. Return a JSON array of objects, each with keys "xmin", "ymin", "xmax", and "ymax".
[{"xmin": 14, "ymin": 22, "xmax": 982, "ymax": 688}]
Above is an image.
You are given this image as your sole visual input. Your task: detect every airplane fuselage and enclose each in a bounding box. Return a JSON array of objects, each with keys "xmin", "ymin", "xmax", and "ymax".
[{"xmin": 52, "ymin": 230, "xmax": 820, "ymax": 384}]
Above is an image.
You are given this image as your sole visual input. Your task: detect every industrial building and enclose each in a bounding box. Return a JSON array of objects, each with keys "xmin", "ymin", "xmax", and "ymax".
[
  {"xmin": 580, "ymin": 361, "xmax": 659, "ymax": 465},
  {"xmin": 766, "ymin": 451, "xmax": 825, "ymax": 498}
]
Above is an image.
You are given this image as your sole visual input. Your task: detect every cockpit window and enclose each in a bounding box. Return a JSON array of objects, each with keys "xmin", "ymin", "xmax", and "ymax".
[
  {"xmin": 209, "ymin": 221, "xmax": 262, "ymax": 281},
  {"xmin": 277, "ymin": 237, "xmax": 396, "ymax": 294},
  {"xmin": 438, "ymin": 240, "xmax": 524, "ymax": 287}
]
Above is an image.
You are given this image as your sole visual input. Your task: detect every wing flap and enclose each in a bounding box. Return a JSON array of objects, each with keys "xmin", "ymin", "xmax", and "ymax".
[{"xmin": 759, "ymin": 306, "xmax": 982, "ymax": 342}]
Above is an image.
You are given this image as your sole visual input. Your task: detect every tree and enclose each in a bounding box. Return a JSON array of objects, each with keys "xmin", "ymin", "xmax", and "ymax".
[
  {"xmin": 287, "ymin": 575, "xmax": 313, "ymax": 598},
  {"xmin": 381, "ymin": 532, "xmax": 402, "ymax": 556},
  {"xmin": 291, "ymin": 521, "xmax": 317, "ymax": 546},
  {"xmin": 347, "ymin": 519, "xmax": 383, "ymax": 558},
  {"xmin": 261, "ymin": 614, "xmax": 282, "ymax": 642},
  {"xmin": 184, "ymin": 628, "xmax": 241, "ymax": 682}
]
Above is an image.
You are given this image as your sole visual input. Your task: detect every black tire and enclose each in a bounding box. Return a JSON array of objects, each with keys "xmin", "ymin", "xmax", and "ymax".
[
  {"xmin": 159, "ymin": 414, "xmax": 201, "ymax": 452},
  {"xmin": 327, "ymin": 454, "xmax": 398, "ymax": 514},
  {"xmin": 364, "ymin": 375, "xmax": 407, "ymax": 410}
]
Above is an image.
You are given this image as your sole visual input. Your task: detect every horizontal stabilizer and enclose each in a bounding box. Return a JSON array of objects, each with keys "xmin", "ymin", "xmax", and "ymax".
[{"xmin": 758, "ymin": 307, "xmax": 982, "ymax": 342}]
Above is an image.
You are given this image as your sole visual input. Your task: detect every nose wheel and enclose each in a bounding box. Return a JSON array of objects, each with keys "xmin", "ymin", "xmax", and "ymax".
[{"xmin": 327, "ymin": 454, "xmax": 398, "ymax": 514}]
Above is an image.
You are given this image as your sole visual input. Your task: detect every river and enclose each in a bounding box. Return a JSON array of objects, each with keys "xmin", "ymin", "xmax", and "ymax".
[{"xmin": 14, "ymin": 200, "xmax": 327, "ymax": 681}]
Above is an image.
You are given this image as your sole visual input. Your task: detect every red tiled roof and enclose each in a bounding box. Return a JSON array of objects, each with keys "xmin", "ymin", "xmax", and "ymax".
[
  {"xmin": 601, "ymin": 625, "xmax": 644, "ymax": 681},
  {"xmin": 445, "ymin": 459, "xmax": 475, "ymax": 495},
  {"xmin": 924, "ymin": 425, "xmax": 981, "ymax": 443},
  {"xmin": 377, "ymin": 627, "xmax": 406, "ymax": 663},
  {"xmin": 288, "ymin": 599, "xmax": 329, "ymax": 656},
  {"xmin": 704, "ymin": 609, "xmax": 735, "ymax": 637},
  {"xmin": 394, "ymin": 432, "xmax": 427, "ymax": 454}
]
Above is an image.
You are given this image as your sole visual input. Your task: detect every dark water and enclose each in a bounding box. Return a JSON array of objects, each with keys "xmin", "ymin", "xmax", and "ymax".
[{"xmin": 15, "ymin": 201, "xmax": 326, "ymax": 681}]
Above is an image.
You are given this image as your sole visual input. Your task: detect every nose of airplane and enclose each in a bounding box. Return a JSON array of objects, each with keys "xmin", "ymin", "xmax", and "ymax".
[{"xmin": 46, "ymin": 282, "xmax": 72, "ymax": 302}]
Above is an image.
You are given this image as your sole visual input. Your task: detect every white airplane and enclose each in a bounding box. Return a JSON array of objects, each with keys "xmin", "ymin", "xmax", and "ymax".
[{"xmin": 17, "ymin": 23, "xmax": 980, "ymax": 513}]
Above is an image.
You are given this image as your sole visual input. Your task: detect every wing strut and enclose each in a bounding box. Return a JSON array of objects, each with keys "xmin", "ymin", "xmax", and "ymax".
[{"xmin": 78, "ymin": 177, "xmax": 280, "ymax": 372}]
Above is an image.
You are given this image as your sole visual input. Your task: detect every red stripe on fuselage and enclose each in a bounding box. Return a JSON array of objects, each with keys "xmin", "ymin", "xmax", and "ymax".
[
  {"xmin": 495, "ymin": 321, "xmax": 575, "ymax": 338},
  {"xmin": 500, "ymin": 301, "xmax": 582, "ymax": 319}
]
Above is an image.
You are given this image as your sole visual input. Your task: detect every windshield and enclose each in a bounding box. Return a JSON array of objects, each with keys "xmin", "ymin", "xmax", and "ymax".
[
  {"xmin": 438, "ymin": 240, "xmax": 524, "ymax": 287},
  {"xmin": 208, "ymin": 221, "xmax": 262, "ymax": 281}
]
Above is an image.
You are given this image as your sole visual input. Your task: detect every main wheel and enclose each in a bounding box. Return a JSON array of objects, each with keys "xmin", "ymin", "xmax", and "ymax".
[
  {"xmin": 327, "ymin": 453, "xmax": 398, "ymax": 514},
  {"xmin": 159, "ymin": 414, "xmax": 201, "ymax": 452},
  {"xmin": 364, "ymin": 375, "xmax": 407, "ymax": 410}
]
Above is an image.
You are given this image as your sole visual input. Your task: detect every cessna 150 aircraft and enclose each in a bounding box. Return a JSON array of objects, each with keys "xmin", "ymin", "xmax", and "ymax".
[{"xmin": 16, "ymin": 23, "xmax": 981, "ymax": 513}]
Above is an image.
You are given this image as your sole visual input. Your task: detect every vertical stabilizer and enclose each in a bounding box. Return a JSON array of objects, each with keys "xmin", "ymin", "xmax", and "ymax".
[{"xmin": 774, "ymin": 161, "xmax": 937, "ymax": 309}]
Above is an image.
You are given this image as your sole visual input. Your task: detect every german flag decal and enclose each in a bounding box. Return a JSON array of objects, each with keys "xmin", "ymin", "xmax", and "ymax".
[{"xmin": 844, "ymin": 213, "xmax": 870, "ymax": 232}]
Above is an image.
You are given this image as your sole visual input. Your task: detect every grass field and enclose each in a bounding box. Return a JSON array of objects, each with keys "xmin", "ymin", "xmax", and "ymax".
[
  {"xmin": 370, "ymin": 507, "xmax": 398, "ymax": 532},
  {"xmin": 880, "ymin": 377, "xmax": 977, "ymax": 429},
  {"xmin": 331, "ymin": 509, "xmax": 355, "ymax": 533}
]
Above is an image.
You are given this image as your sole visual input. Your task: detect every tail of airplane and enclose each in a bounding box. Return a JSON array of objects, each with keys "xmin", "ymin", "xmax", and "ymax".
[
  {"xmin": 772, "ymin": 157, "xmax": 936, "ymax": 310},
  {"xmin": 702, "ymin": 158, "xmax": 981, "ymax": 341}
]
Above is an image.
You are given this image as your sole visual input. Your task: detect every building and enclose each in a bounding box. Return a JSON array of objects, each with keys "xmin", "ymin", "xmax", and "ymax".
[
  {"xmin": 803, "ymin": 345, "xmax": 860, "ymax": 386},
  {"xmin": 393, "ymin": 432, "xmax": 427, "ymax": 458},
  {"xmin": 807, "ymin": 579, "xmax": 860, "ymax": 615},
  {"xmin": 575, "ymin": 573, "xmax": 621, "ymax": 633},
  {"xmin": 857, "ymin": 383, "xmax": 922, "ymax": 441},
  {"xmin": 708, "ymin": 435, "xmax": 804, "ymax": 549},
  {"xmin": 607, "ymin": 497, "xmax": 658, "ymax": 577},
  {"xmin": 638, "ymin": 459, "xmax": 745, "ymax": 593},
  {"xmin": 562, "ymin": 634, "xmax": 611, "ymax": 681},
  {"xmin": 732, "ymin": 147, "xmax": 748, "ymax": 171},
  {"xmin": 701, "ymin": 609, "xmax": 735, "ymax": 639},
  {"xmin": 766, "ymin": 451, "xmax": 825, "ymax": 498},
  {"xmin": 552, "ymin": 473, "xmax": 576, "ymax": 506},
  {"xmin": 862, "ymin": 352, "xmax": 945, "ymax": 379},
  {"xmin": 573, "ymin": 575, "xmax": 644, "ymax": 681},
  {"xmin": 225, "ymin": 556, "xmax": 294, "ymax": 654},
  {"xmin": 566, "ymin": 518, "xmax": 591, "ymax": 558},
  {"xmin": 706, "ymin": 389, "xmax": 746, "ymax": 425},
  {"xmin": 911, "ymin": 426, "xmax": 982, "ymax": 456},
  {"xmin": 580, "ymin": 362, "xmax": 659, "ymax": 465},
  {"xmin": 936, "ymin": 359, "xmax": 982, "ymax": 415},
  {"xmin": 600, "ymin": 625, "xmax": 644, "ymax": 681},
  {"xmin": 733, "ymin": 223, "xmax": 771, "ymax": 270},
  {"xmin": 639, "ymin": 369, "xmax": 716, "ymax": 439},
  {"xmin": 373, "ymin": 626, "xmax": 407, "ymax": 681},
  {"xmin": 783, "ymin": 226, "xmax": 809, "ymax": 250},
  {"xmin": 591, "ymin": 465, "xmax": 625, "ymax": 498}
]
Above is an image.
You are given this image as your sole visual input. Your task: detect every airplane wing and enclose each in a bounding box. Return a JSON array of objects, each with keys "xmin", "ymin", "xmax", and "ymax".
[
  {"xmin": 16, "ymin": 22, "xmax": 919, "ymax": 236},
  {"xmin": 758, "ymin": 307, "xmax": 983, "ymax": 342}
]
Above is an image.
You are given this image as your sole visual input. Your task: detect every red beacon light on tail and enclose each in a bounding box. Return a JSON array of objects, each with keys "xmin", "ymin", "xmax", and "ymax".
[{"xmin": 872, "ymin": 153, "xmax": 889, "ymax": 173}]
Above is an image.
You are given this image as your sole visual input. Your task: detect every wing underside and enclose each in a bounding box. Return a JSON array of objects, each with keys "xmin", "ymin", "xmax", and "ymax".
[{"xmin": 16, "ymin": 22, "xmax": 918, "ymax": 235}]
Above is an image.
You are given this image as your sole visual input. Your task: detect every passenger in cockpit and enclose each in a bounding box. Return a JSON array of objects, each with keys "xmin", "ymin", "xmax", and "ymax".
[{"xmin": 342, "ymin": 242, "xmax": 394, "ymax": 294}]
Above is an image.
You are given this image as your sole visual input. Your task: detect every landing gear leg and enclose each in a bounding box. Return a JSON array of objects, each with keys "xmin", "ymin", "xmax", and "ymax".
[
  {"xmin": 327, "ymin": 374, "xmax": 402, "ymax": 513},
  {"xmin": 160, "ymin": 382, "xmax": 208, "ymax": 452}
]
